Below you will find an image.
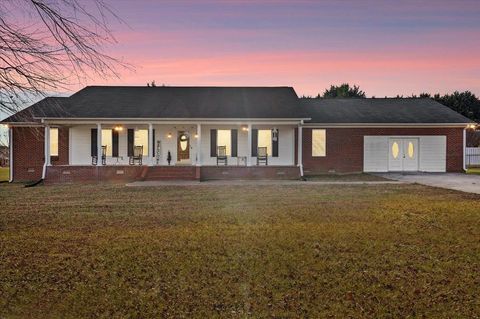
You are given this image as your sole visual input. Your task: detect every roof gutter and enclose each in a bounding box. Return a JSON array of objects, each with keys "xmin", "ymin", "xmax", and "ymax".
[{"xmin": 302, "ymin": 123, "xmax": 474, "ymax": 128}]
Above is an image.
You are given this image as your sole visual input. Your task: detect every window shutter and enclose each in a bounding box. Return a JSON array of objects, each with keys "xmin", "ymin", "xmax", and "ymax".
[
  {"xmin": 251, "ymin": 129, "xmax": 258, "ymax": 157},
  {"xmin": 112, "ymin": 130, "xmax": 119, "ymax": 157},
  {"xmin": 91, "ymin": 128, "xmax": 97, "ymax": 157},
  {"xmin": 231, "ymin": 129, "xmax": 238, "ymax": 157},
  {"xmin": 152, "ymin": 129, "xmax": 156, "ymax": 157},
  {"xmin": 210, "ymin": 129, "xmax": 217, "ymax": 157},
  {"xmin": 127, "ymin": 129, "xmax": 134, "ymax": 157},
  {"xmin": 272, "ymin": 129, "xmax": 279, "ymax": 157}
]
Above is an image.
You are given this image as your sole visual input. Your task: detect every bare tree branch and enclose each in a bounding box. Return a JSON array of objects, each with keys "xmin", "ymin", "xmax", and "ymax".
[{"xmin": 0, "ymin": 0, "xmax": 131, "ymax": 118}]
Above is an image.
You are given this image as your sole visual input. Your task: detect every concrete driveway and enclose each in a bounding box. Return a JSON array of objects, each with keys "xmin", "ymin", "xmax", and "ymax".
[{"xmin": 377, "ymin": 172, "xmax": 480, "ymax": 194}]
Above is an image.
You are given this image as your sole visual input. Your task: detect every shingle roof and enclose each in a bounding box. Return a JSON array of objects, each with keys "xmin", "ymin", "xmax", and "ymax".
[
  {"xmin": 301, "ymin": 98, "xmax": 473, "ymax": 124},
  {"xmin": 1, "ymin": 86, "xmax": 305, "ymax": 121},
  {"xmin": 1, "ymin": 97, "xmax": 68, "ymax": 123},
  {"xmin": 1, "ymin": 87, "xmax": 474, "ymax": 125}
]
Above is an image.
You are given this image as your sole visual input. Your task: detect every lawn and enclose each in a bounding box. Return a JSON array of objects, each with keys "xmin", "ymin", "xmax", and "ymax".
[
  {"xmin": 0, "ymin": 183, "xmax": 479, "ymax": 318},
  {"xmin": 0, "ymin": 167, "xmax": 8, "ymax": 181}
]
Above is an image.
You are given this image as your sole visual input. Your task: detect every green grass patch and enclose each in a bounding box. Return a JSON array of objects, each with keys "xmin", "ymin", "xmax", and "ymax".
[
  {"xmin": 467, "ymin": 167, "xmax": 480, "ymax": 175},
  {"xmin": 0, "ymin": 183, "xmax": 479, "ymax": 317},
  {"xmin": 0, "ymin": 167, "xmax": 8, "ymax": 181}
]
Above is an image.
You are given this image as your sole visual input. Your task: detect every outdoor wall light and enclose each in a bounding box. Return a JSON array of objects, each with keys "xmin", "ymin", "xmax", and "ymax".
[
  {"xmin": 467, "ymin": 124, "xmax": 477, "ymax": 129},
  {"xmin": 113, "ymin": 125, "xmax": 123, "ymax": 131},
  {"xmin": 242, "ymin": 125, "xmax": 248, "ymax": 131},
  {"xmin": 194, "ymin": 133, "xmax": 198, "ymax": 138},
  {"xmin": 167, "ymin": 133, "xmax": 172, "ymax": 138}
]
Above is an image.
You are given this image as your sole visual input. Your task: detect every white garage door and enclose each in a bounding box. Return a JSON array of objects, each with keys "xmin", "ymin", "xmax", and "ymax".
[{"xmin": 364, "ymin": 136, "xmax": 446, "ymax": 172}]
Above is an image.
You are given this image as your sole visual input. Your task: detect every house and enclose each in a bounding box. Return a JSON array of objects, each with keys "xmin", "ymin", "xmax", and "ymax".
[{"xmin": 1, "ymin": 86, "xmax": 474, "ymax": 183}]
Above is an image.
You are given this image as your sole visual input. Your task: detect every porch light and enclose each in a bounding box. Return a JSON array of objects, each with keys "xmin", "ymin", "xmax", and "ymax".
[
  {"xmin": 467, "ymin": 124, "xmax": 476, "ymax": 129},
  {"xmin": 114, "ymin": 125, "xmax": 123, "ymax": 131},
  {"xmin": 167, "ymin": 132, "xmax": 172, "ymax": 138},
  {"xmin": 241, "ymin": 125, "xmax": 248, "ymax": 131},
  {"xmin": 194, "ymin": 133, "xmax": 198, "ymax": 138}
]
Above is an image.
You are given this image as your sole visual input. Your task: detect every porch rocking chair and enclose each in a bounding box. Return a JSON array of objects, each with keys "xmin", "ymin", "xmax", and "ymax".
[
  {"xmin": 92, "ymin": 145, "xmax": 107, "ymax": 166},
  {"xmin": 129, "ymin": 145, "xmax": 143, "ymax": 165},
  {"xmin": 257, "ymin": 147, "xmax": 268, "ymax": 166},
  {"xmin": 216, "ymin": 145, "xmax": 228, "ymax": 166}
]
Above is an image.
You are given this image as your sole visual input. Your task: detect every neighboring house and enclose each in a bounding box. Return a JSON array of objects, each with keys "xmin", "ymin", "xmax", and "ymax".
[
  {"xmin": 1, "ymin": 86, "xmax": 474, "ymax": 183},
  {"xmin": 0, "ymin": 145, "xmax": 8, "ymax": 167}
]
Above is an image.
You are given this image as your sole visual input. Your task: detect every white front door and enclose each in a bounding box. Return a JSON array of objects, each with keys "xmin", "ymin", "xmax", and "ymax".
[
  {"xmin": 388, "ymin": 138, "xmax": 419, "ymax": 171},
  {"xmin": 402, "ymin": 139, "xmax": 418, "ymax": 171}
]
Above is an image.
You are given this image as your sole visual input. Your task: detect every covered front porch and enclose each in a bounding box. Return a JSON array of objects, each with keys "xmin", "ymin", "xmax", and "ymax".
[{"xmin": 43, "ymin": 120, "xmax": 304, "ymax": 182}]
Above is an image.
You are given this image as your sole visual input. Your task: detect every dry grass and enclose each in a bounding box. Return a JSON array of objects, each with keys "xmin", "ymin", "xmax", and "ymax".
[
  {"xmin": 305, "ymin": 173, "xmax": 389, "ymax": 182},
  {"xmin": 0, "ymin": 183, "xmax": 479, "ymax": 318}
]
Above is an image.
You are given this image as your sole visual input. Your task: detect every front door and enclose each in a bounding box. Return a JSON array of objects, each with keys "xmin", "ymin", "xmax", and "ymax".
[
  {"xmin": 388, "ymin": 138, "xmax": 418, "ymax": 171},
  {"xmin": 177, "ymin": 131, "xmax": 190, "ymax": 161}
]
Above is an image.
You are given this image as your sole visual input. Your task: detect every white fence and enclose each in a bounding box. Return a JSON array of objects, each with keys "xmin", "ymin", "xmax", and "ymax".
[{"xmin": 466, "ymin": 147, "xmax": 480, "ymax": 166}]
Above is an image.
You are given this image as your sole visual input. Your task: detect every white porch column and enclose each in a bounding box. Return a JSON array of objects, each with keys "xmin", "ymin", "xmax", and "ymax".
[
  {"xmin": 247, "ymin": 123, "xmax": 252, "ymax": 166},
  {"xmin": 45, "ymin": 125, "xmax": 51, "ymax": 166},
  {"xmin": 97, "ymin": 123, "xmax": 102, "ymax": 162},
  {"xmin": 196, "ymin": 123, "xmax": 202, "ymax": 166},
  {"xmin": 148, "ymin": 123, "xmax": 153, "ymax": 166},
  {"xmin": 297, "ymin": 124, "xmax": 304, "ymax": 176}
]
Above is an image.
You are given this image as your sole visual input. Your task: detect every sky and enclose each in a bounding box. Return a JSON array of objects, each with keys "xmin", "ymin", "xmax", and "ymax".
[{"xmin": 88, "ymin": 0, "xmax": 480, "ymax": 98}]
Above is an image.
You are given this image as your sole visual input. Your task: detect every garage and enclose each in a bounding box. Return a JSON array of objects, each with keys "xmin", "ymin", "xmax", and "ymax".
[{"xmin": 364, "ymin": 136, "xmax": 447, "ymax": 172}]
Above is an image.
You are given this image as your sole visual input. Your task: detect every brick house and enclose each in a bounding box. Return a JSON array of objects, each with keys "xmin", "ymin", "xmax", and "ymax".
[{"xmin": 1, "ymin": 86, "xmax": 474, "ymax": 183}]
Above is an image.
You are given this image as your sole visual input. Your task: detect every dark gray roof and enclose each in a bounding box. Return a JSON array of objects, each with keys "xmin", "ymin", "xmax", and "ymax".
[
  {"xmin": 1, "ymin": 97, "xmax": 68, "ymax": 123},
  {"xmin": 1, "ymin": 86, "xmax": 305, "ymax": 121},
  {"xmin": 301, "ymin": 98, "xmax": 473, "ymax": 124},
  {"xmin": 2, "ymin": 87, "xmax": 474, "ymax": 125}
]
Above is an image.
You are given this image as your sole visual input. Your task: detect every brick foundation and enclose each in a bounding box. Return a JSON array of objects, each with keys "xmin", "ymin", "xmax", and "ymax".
[
  {"xmin": 200, "ymin": 166, "xmax": 300, "ymax": 180},
  {"xmin": 302, "ymin": 127, "xmax": 464, "ymax": 174},
  {"xmin": 45, "ymin": 166, "xmax": 146, "ymax": 184}
]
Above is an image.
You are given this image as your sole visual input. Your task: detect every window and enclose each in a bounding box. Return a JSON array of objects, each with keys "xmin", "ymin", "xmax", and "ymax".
[
  {"xmin": 391, "ymin": 142, "xmax": 399, "ymax": 159},
  {"xmin": 217, "ymin": 130, "xmax": 231, "ymax": 156},
  {"xmin": 258, "ymin": 130, "xmax": 272, "ymax": 156},
  {"xmin": 135, "ymin": 129, "xmax": 148, "ymax": 155},
  {"xmin": 102, "ymin": 129, "xmax": 113, "ymax": 156},
  {"xmin": 312, "ymin": 129, "xmax": 326, "ymax": 157},
  {"xmin": 407, "ymin": 141, "xmax": 414, "ymax": 159},
  {"xmin": 50, "ymin": 128, "xmax": 59, "ymax": 156}
]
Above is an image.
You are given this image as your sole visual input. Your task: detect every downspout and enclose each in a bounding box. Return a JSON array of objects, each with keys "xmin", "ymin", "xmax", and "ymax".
[
  {"xmin": 298, "ymin": 120, "xmax": 305, "ymax": 180},
  {"xmin": 463, "ymin": 127, "xmax": 467, "ymax": 172},
  {"xmin": 8, "ymin": 125, "xmax": 13, "ymax": 182},
  {"xmin": 42, "ymin": 124, "xmax": 48, "ymax": 179}
]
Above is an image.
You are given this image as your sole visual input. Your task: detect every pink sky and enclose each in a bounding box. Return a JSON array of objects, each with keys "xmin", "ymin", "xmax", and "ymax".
[{"xmin": 38, "ymin": 0, "xmax": 480, "ymax": 97}]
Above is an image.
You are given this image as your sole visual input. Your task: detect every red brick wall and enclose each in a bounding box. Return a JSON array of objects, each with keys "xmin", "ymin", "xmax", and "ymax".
[
  {"xmin": 302, "ymin": 127, "xmax": 464, "ymax": 174},
  {"xmin": 201, "ymin": 166, "xmax": 300, "ymax": 180},
  {"xmin": 45, "ymin": 166, "xmax": 146, "ymax": 184},
  {"xmin": 12, "ymin": 127, "xmax": 45, "ymax": 181},
  {"xmin": 12, "ymin": 126, "xmax": 69, "ymax": 181}
]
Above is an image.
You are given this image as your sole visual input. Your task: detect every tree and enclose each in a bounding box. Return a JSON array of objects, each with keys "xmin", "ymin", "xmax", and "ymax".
[
  {"xmin": 321, "ymin": 83, "xmax": 366, "ymax": 98},
  {"xmin": 0, "ymin": 0, "xmax": 128, "ymax": 116},
  {"xmin": 434, "ymin": 91, "xmax": 480, "ymax": 123}
]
